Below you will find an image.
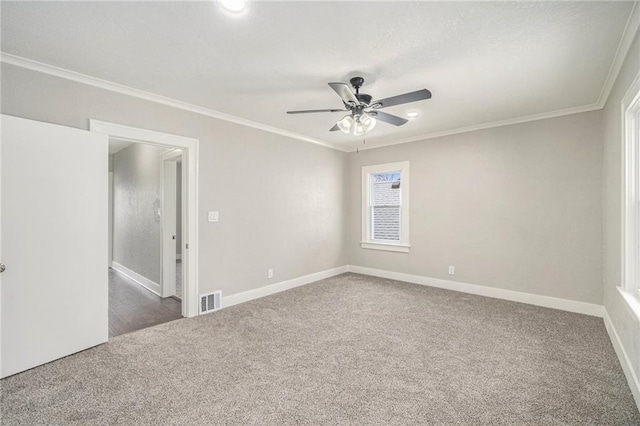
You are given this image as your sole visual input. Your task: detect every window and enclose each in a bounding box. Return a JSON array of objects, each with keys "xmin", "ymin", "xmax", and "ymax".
[
  {"xmin": 622, "ymin": 73, "xmax": 640, "ymax": 319},
  {"xmin": 361, "ymin": 161, "xmax": 410, "ymax": 252}
]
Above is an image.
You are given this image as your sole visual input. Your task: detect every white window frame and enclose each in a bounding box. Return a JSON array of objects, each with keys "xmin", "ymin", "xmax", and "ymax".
[
  {"xmin": 621, "ymin": 70, "xmax": 640, "ymax": 321},
  {"xmin": 361, "ymin": 161, "xmax": 410, "ymax": 253}
]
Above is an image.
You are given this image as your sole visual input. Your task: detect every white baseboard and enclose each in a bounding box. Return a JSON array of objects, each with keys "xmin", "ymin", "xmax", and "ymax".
[
  {"xmin": 348, "ymin": 265, "xmax": 604, "ymax": 317},
  {"xmin": 222, "ymin": 265, "xmax": 349, "ymax": 309},
  {"xmin": 111, "ymin": 261, "xmax": 161, "ymax": 296},
  {"xmin": 604, "ymin": 310, "xmax": 640, "ymax": 410}
]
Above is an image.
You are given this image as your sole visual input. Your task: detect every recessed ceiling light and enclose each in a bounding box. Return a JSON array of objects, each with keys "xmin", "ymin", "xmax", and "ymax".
[
  {"xmin": 406, "ymin": 111, "xmax": 419, "ymax": 119},
  {"xmin": 219, "ymin": 0, "xmax": 246, "ymax": 13}
]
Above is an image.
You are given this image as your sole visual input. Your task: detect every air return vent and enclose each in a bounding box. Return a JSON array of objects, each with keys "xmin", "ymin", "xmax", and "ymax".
[{"xmin": 200, "ymin": 290, "xmax": 222, "ymax": 314}]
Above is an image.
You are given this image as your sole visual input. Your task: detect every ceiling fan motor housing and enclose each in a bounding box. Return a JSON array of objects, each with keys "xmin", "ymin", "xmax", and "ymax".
[
  {"xmin": 355, "ymin": 93, "xmax": 372, "ymax": 105},
  {"xmin": 349, "ymin": 76, "xmax": 365, "ymax": 90}
]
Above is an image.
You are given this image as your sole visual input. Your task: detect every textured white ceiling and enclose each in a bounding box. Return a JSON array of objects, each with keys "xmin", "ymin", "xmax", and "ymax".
[{"xmin": 1, "ymin": 1, "xmax": 634, "ymax": 150}]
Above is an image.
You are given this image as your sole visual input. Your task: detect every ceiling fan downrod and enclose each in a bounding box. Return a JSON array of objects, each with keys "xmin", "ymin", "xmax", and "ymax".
[{"xmin": 350, "ymin": 77, "xmax": 365, "ymax": 95}]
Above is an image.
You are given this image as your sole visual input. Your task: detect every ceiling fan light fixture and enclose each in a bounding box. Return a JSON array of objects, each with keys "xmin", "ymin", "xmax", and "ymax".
[
  {"xmin": 352, "ymin": 121, "xmax": 365, "ymax": 137},
  {"xmin": 337, "ymin": 115, "xmax": 354, "ymax": 134},
  {"xmin": 360, "ymin": 113, "xmax": 376, "ymax": 132},
  {"xmin": 218, "ymin": 0, "xmax": 246, "ymax": 13},
  {"xmin": 287, "ymin": 77, "xmax": 431, "ymax": 135}
]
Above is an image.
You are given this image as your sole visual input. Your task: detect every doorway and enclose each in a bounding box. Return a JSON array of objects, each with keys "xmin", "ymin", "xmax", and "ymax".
[
  {"xmin": 92, "ymin": 120, "xmax": 200, "ymax": 328},
  {"xmin": 107, "ymin": 140, "xmax": 184, "ymax": 337}
]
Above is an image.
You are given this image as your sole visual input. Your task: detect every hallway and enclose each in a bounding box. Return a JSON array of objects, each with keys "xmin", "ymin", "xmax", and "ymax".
[{"xmin": 108, "ymin": 268, "xmax": 182, "ymax": 338}]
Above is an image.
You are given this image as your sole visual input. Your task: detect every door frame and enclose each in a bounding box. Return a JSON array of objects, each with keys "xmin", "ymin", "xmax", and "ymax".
[
  {"xmin": 90, "ymin": 120, "xmax": 199, "ymax": 318},
  {"xmin": 161, "ymin": 149, "xmax": 181, "ymax": 298}
]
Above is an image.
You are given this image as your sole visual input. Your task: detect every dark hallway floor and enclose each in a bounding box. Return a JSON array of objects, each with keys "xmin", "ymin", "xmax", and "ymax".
[{"xmin": 108, "ymin": 268, "xmax": 182, "ymax": 338}]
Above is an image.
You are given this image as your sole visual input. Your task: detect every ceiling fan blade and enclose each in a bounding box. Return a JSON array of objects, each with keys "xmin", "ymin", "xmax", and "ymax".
[
  {"xmin": 372, "ymin": 89, "xmax": 432, "ymax": 109},
  {"xmin": 329, "ymin": 124, "xmax": 340, "ymax": 132},
  {"xmin": 369, "ymin": 111, "xmax": 408, "ymax": 126},
  {"xmin": 287, "ymin": 109, "xmax": 348, "ymax": 114},
  {"xmin": 328, "ymin": 82, "xmax": 359, "ymax": 105}
]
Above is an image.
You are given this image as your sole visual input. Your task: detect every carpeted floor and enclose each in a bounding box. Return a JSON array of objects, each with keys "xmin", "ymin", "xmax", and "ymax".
[{"xmin": 2, "ymin": 273, "xmax": 638, "ymax": 425}]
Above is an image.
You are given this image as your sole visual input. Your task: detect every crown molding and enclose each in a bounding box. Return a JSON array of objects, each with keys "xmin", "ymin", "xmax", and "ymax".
[
  {"xmin": 597, "ymin": 1, "xmax": 640, "ymax": 108},
  {"xmin": 349, "ymin": 102, "xmax": 602, "ymax": 152},
  {"xmin": 0, "ymin": 52, "xmax": 348, "ymax": 152},
  {"xmin": 0, "ymin": 39, "xmax": 628, "ymax": 155}
]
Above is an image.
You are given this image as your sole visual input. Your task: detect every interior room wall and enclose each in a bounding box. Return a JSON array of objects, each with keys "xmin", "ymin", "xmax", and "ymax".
[
  {"xmin": 0, "ymin": 63, "xmax": 349, "ymax": 298},
  {"xmin": 112, "ymin": 143, "xmax": 166, "ymax": 284},
  {"xmin": 348, "ymin": 110, "xmax": 604, "ymax": 305},
  {"xmin": 602, "ymin": 31, "xmax": 640, "ymax": 397}
]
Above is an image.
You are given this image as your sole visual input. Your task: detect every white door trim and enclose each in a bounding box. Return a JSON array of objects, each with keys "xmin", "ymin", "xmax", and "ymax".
[
  {"xmin": 108, "ymin": 171, "xmax": 114, "ymax": 267},
  {"xmin": 161, "ymin": 150, "xmax": 181, "ymax": 298},
  {"xmin": 90, "ymin": 120, "xmax": 200, "ymax": 318}
]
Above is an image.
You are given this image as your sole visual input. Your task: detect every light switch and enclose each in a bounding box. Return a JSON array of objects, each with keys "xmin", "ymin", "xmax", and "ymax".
[{"xmin": 208, "ymin": 211, "xmax": 219, "ymax": 222}]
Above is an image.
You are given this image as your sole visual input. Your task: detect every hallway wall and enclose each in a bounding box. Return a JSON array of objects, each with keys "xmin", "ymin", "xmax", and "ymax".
[{"xmin": 112, "ymin": 143, "xmax": 167, "ymax": 284}]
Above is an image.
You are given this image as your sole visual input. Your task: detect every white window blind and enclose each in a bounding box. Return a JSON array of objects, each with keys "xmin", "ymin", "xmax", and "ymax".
[{"xmin": 371, "ymin": 172, "xmax": 401, "ymax": 241}]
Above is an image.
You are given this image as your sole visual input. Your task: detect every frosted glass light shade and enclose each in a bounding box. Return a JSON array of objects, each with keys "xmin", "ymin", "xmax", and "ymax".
[
  {"xmin": 360, "ymin": 113, "xmax": 376, "ymax": 132},
  {"xmin": 353, "ymin": 113, "xmax": 376, "ymax": 136},
  {"xmin": 337, "ymin": 115, "xmax": 354, "ymax": 134},
  {"xmin": 353, "ymin": 121, "xmax": 365, "ymax": 136},
  {"xmin": 337, "ymin": 113, "xmax": 376, "ymax": 136}
]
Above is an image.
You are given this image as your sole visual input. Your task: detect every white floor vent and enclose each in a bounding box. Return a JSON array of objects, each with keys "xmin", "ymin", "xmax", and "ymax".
[{"xmin": 200, "ymin": 290, "xmax": 222, "ymax": 314}]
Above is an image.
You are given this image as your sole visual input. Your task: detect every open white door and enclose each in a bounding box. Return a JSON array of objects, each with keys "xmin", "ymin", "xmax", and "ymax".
[
  {"xmin": 161, "ymin": 157, "xmax": 177, "ymax": 298},
  {"xmin": 161, "ymin": 151, "xmax": 180, "ymax": 298},
  {"xmin": 1, "ymin": 115, "xmax": 108, "ymax": 378}
]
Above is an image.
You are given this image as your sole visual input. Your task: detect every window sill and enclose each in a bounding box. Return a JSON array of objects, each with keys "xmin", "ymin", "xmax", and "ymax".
[
  {"xmin": 360, "ymin": 241, "xmax": 410, "ymax": 253},
  {"xmin": 617, "ymin": 286, "xmax": 640, "ymax": 323}
]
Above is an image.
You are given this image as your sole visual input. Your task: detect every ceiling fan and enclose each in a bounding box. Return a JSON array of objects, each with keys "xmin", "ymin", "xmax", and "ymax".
[{"xmin": 287, "ymin": 77, "xmax": 432, "ymax": 136}]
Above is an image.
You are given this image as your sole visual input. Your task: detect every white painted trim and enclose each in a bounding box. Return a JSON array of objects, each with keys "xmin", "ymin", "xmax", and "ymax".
[
  {"xmin": 603, "ymin": 309, "xmax": 640, "ymax": 410},
  {"xmin": 360, "ymin": 242, "xmax": 410, "ymax": 253},
  {"xmin": 107, "ymin": 171, "xmax": 113, "ymax": 268},
  {"xmin": 598, "ymin": 2, "xmax": 640, "ymax": 108},
  {"xmin": 222, "ymin": 266, "xmax": 348, "ymax": 308},
  {"xmin": 618, "ymin": 286, "xmax": 640, "ymax": 323},
  {"xmin": 0, "ymin": 52, "xmax": 621, "ymax": 155},
  {"xmin": 91, "ymin": 120, "xmax": 199, "ymax": 318},
  {"xmin": 0, "ymin": 53, "xmax": 345, "ymax": 152},
  {"xmin": 161, "ymin": 150, "xmax": 181, "ymax": 298},
  {"xmin": 348, "ymin": 265, "xmax": 604, "ymax": 317},
  {"xmin": 111, "ymin": 262, "xmax": 161, "ymax": 296},
  {"xmin": 622, "ymin": 70, "xmax": 640, "ymax": 297},
  {"xmin": 353, "ymin": 103, "xmax": 601, "ymax": 152},
  {"xmin": 91, "ymin": 120, "xmax": 198, "ymax": 147}
]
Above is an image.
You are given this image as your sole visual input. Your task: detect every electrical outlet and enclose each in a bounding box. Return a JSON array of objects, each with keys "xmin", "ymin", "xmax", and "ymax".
[
  {"xmin": 208, "ymin": 211, "xmax": 219, "ymax": 222},
  {"xmin": 267, "ymin": 269, "xmax": 274, "ymax": 279},
  {"xmin": 448, "ymin": 265, "xmax": 455, "ymax": 275}
]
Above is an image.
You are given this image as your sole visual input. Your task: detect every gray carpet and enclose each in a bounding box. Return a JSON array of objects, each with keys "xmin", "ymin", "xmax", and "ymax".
[{"xmin": 2, "ymin": 273, "xmax": 638, "ymax": 425}]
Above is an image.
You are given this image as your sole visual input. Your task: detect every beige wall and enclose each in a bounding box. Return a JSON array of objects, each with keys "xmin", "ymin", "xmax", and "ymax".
[
  {"xmin": 602, "ymin": 31, "xmax": 640, "ymax": 392},
  {"xmin": 349, "ymin": 111, "xmax": 604, "ymax": 304},
  {"xmin": 0, "ymin": 63, "xmax": 349, "ymax": 297}
]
